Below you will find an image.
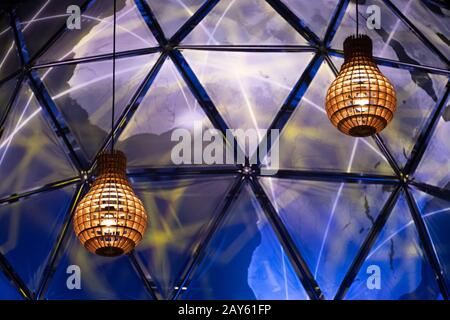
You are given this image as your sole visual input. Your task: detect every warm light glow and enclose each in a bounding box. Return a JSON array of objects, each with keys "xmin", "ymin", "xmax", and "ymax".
[
  {"xmin": 73, "ymin": 151, "xmax": 148, "ymax": 257},
  {"xmin": 325, "ymin": 35, "xmax": 397, "ymax": 137}
]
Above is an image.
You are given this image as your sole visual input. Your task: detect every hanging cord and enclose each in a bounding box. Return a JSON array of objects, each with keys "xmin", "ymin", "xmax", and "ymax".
[
  {"xmin": 110, "ymin": 0, "xmax": 117, "ymax": 153},
  {"xmin": 356, "ymin": 0, "xmax": 359, "ymax": 36}
]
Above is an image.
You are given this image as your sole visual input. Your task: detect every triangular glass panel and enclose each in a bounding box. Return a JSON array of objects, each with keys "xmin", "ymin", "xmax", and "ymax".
[
  {"xmin": 182, "ymin": 184, "xmax": 309, "ymax": 300},
  {"xmin": 329, "ymin": 55, "xmax": 448, "ymax": 169},
  {"xmin": 280, "ymin": 0, "xmax": 338, "ymax": 39},
  {"xmin": 0, "ymin": 184, "xmax": 76, "ymax": 293},
  {"xmin": 260, "ymin": 177, "xmax": 393, "ymax": 299},
  {"xmin": 415, "ymin": 96, "xmax": 450, "ymax": 188},
  {"xmin": 331, "ymin": 0, "xmax": 447, "ymax": 68},
  {"xmin": 390, "ymin": 0, "xmax": 450, "ymax": 58},
  {"xmin": 0, "ymin": 83, "xmax": 77, "ymax": 199},
  {"xmin": 16, "ymin": 0, "xmax": 85, "ymax": 59},
  {"xmin": 0, "ymin": 14, "xmax": 21, "ymax": 80},
  {"xmin": 40, "ymin": 53, "xmax": 160, "ymax": 161},
  {"xmin": 410, "ymin": 188, "xmax": 450, "ymax": 290},
  {"xmin": 132, "ymin": 176, "xmax": 236, "ymax": 299},
  {"xmin": 0, "ymin": 76, "xmax": 20, "ymax": 123},
  {"xmin": 44, "ymin": 228, "xmax": 152, "ymax": 300},
  {"xmin": 278, "ymin": 61, "xmax": 393, "ymax": 174},
  {"xmin": 182, "ymin": 0, "xmax": 308, "ymax": 44},
  {"xmin": 0, "ymin": 270, "xmax": 23, "ymax": 300},
  {"xmin": 37, "ymin": 0, "xmax": 158, "ymax": 64},
  {"xmin": 345, "ymin": 191, "xmax": 442, "ymax": 299},
  {"xmin": 182, "ymin": 50, "xmax": 315, "ymax": 156},
  {"xmin": 146, "ymin": 0, "xmax": 206, "ymax": 39},
  {"xmin": 117, "ymin": 58, "xmax": 218, "ymax": 167}
]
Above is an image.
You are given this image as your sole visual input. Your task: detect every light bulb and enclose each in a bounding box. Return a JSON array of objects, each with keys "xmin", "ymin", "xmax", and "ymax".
[
  {"xmin": 73, "ymin": 151, "xmax": 148, "ymax": 257},
  {"xmin": 325, "ymin": 35, "xmax": 397, "ymax": 137}
]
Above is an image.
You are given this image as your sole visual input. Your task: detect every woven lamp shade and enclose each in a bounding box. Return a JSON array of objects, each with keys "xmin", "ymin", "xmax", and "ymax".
[
  {"xmin": 73, "ymin": 151, "xmax": 148, "ymax": 257},
  {"xmin": 325, "ymin": 35, "xmax": 397, "ymax": 137}
]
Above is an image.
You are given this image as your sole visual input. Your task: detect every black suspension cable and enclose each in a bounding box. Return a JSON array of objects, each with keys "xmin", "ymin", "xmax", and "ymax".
[
  {"xmin": 356, "ymin": 0, "xmax": 359, "ymax": 36},
  {"xmin": 111, "ymin": 0, "xmax": 117, "ymax": 153}
]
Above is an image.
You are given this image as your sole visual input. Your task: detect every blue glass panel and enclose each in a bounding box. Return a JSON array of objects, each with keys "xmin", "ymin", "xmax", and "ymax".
[
  {"xmin": 183, "ymin": 0, "xmax": 308, "ymax": 44},
  {"xmin": 38, "ymin": 0, "xmax": 158, "ymax": 64},
  {"xmin": 146, "ymin": 0, "xmax": 206, "ymax": 39},
  {"xmin": 278, "ymin": 61, "xmax": 393, "ymax": 174},
  {"xmin": 346, "ymin": 192, "xmax": 441, "ymax": 300},
  {"xmin": 182, "ymin": 185, "xmax": 309, "ymax": 300},
  {"xmin": 117, "ymin": 58, "xmax": 216, "ymax": 167},
  {"xmin": 415, "ymin": 95, "xmax": 450, "ymax": 188},
  {"xmin": 0, "ymin": 271, "xmax": 23, "ymax": 300},
  {"xmin": 16, "ymin": 0, "xmax": 85, "ymax": 58},
  {"xmin": 132, "ymin": 176, "xmax": 236, "ymax": 299},
  {"xmin": 390, "ymin": 0, "xmax": 450, "ymax": 58},
  {"xmin": 45, "ymin": 228, "xmax": 152, "ymax": 300},
  {"xmin": 411, "ymin": 188, "xmax": 450, "ymax": 290},
  {"xmin": 280, "ymin": 0, "xmax": 338, "ymax": 38},
  {"xmin": 183, "ymin": 50, "xmax": 314, "ymax": 156},
  {"xmin": 41, "ymin": 54, "xmax": 160, "ymax": 160},
  {"xmin": 0, "ymin": 185, "xmax": 76, "ymax": 292},
  {"xmin": 332, "ymin": 0, "xmax": 447, "ymax": 68},
  {"xmin": 0, "ymin": 76, "xmax": 20, "ymax": 123},
  {"xmin": 0, "ymin": 83, "xmax": 78, "ymax": 199},
  {"xmin": 261, "ymin": 177, "xmax": 393, "ymax": 299}
]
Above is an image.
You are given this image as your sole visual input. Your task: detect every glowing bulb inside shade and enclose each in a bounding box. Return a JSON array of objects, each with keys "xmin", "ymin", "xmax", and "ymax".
[
  {"xmin": 354, "ymin": 98, "xmax": 369, "ymax": 112},
  {"xmin": 101, "ymin": 219, "xmax": 116, "ymax": 227}
]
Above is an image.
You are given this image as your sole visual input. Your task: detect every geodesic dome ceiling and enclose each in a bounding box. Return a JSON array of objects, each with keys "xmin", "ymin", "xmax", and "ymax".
[{"xmin": 0, "ymin": 0, "xmax": 449, "ymax": 300}]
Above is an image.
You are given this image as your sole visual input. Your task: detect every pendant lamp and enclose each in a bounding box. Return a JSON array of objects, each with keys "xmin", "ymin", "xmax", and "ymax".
[
  {"xmin": 325, "ymin": 0, "xmax": 397, "ymax": 137},
  {"xmin": 73, "ymin": 0, "xmax": 148, "ymax": 257}
]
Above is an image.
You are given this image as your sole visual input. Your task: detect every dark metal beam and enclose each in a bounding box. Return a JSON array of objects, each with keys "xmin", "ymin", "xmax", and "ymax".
[
  {"xmin": 36, "ymin": 183, "xmax": 85, "ymax": 300},
  {"xmin": 0, "ymin": 69, "xmax": 22, "ymax": 87},
  {"xmin": 128, "ymin": 251, "xmax": 160, "ymax": 300},
  {"xmin": 255, "ymin": 53, "xmax": 323, "ymax": 163},
  {"xmin": 10, "ymin": 7, "xmax": 87, "ymax": 171},
  {"xmin": 249, "ymin": 177, "xmax": 324, "ymax": 300},
  {"xmin": 372, "ymin": 134, "xmax": 402, "ymax": 177},
  {"xmin": 404, "ymin": 83, "xmax": 450, "ymax": 176},
  {"xmin": 0, "ymin": 177, "xmax": 80, "ymax": 205},
  {"xmin": 382, "ymin": 0, "xmax": 450, "ymax": 68},
  {"xmin": 89, "ymin": 52, "xmax": 167, "ymax": 171},
  {"xmin": 128, "ymin": 165, "xmax": 240, "ymax": 182},
  {"xmin": 176, "ymin": 44, "xmax": 318, "ymax": 53},
  {"xmin": 328, "ymin": 49, "xmax": 450, "ymax": 76},
  {"xmin": 260, "ymin": 169, "xmax": 399, "ymax": 185},
  {"xmin": 265, "ymin": 0, "xmax": 321, "ymax": 45},
  {"xmin": 27, "ymin": 73, "xmax": 87, "ymax": 171},
  {"xmin": 169, "ymin": 0, "xmax": 221, "ymax": 45},
  {"xmin": 171, "ymin": 176, "xmax": 245, "ymax": 300},
  {"xmin": 9, "ymin": 9, "xmax": 29, "ymax": 66},
  {"xmin": 404, "ymin": 186, "xmax": 450, "ymax": 299},
  {"xmin": 31, "ymin": 47, "xmax": 161, "ymax": 70},
  {"xmin": 334, "ymin": 185, "xmax": 401, "ymax": 299},
  {"xmin": 0, "ymin": 251, "xmax": 33, "ymax": 299},
  {"xmin": 134, "ymin": 0, "xmax": 168, "ymax": 46},
  {"xmin": 28, "ymin": 0, "xmax": 97, "ymax": 65},
  {"xmin": 323, "ymin": 0, "xmax": 350, "ymax": 47},
  {"xmin": 410, "ymin": 180, "xmax": 450, "ymax": 203}
]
